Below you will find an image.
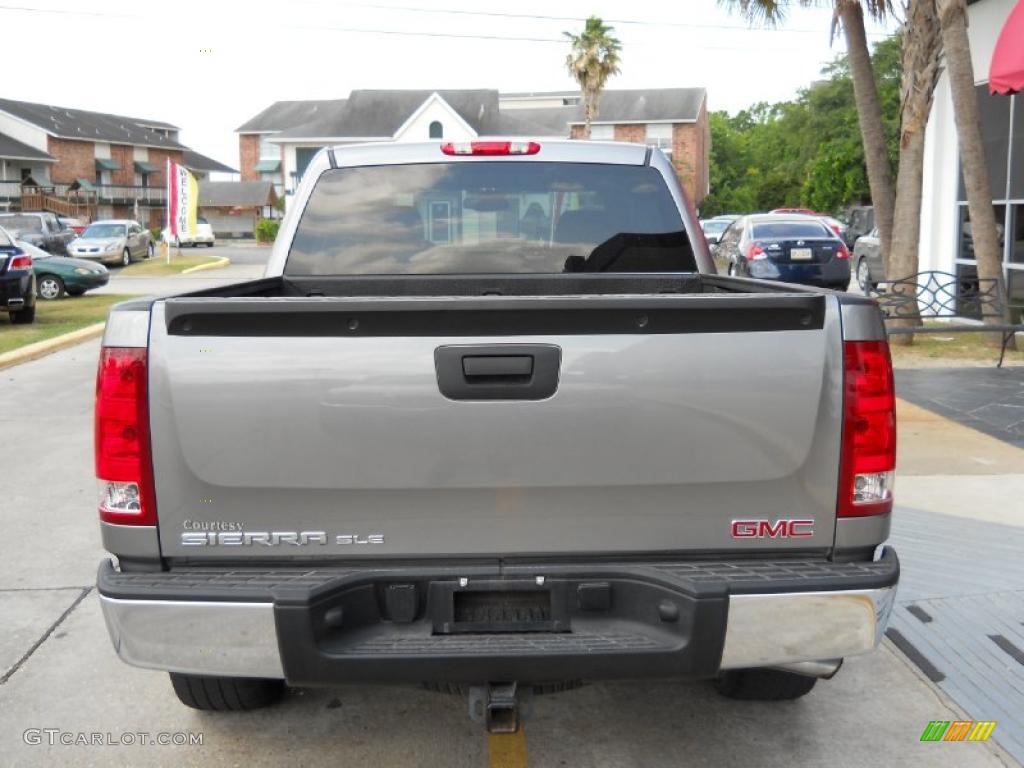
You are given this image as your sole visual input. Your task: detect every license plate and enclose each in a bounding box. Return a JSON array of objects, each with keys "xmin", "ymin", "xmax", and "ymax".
[{"xmin": 791, "ymin": 247, "xmax": 813, "ymax": 261}]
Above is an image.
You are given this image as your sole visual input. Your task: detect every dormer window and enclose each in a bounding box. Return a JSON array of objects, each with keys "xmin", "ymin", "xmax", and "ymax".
[{"xmin": 429, "ymin": 121, "xmax": 444, "ymax": 139}]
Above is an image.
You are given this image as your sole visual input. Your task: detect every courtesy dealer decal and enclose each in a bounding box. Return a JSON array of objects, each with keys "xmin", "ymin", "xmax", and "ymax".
[{"xmin": 181, "ymin": 531, "xmax": 384, "ymax": 546}]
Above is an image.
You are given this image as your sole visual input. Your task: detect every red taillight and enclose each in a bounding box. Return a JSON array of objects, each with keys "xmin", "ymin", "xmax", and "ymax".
[
  {"xmin": 95, "ymin": 347, "xmax": 156, "ymax": 526},
  {"xmin": 440, "ymin": 141, "xmax": 541, "ymax": 156},
  {"xmin": 838, "ymin": 340, "xmax": 896, "ymax": 517},
  {"xmin": 836, "ymin": 242, "xmax": 851, "ymax": 260},
  {"xmin": 747, "ymin": 244, "xmax": 767, "ymax": 260},
  {"xmin": 9, "ymin": 252, "xmax": 32, "ymax": 269}
]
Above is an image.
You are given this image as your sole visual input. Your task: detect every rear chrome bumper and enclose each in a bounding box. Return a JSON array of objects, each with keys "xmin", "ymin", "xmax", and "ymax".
[{"xmin": 98, "ymin": 548, "xmax": 898, "ymax": 682}]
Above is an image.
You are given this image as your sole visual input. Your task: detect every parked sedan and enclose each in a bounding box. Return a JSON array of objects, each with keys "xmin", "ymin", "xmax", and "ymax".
[
  {"xmin": 18, "ymin": 240, "xmax": 109, "ymax": 299},
  {"xmin": 852, "ymin": 227, "xmax": 882, "ymax": 294},
  {"xmin": 716, "ymin": 214, "xmax": 852, "ymax": 290},
  {"xmin": 162, "ymin": 216, "xmax": 215, "ymax": 247},
  {"xmin": 0, "ymin": 225, "xmax": 36, "ymax": 323},
  {"xmin": 700, "ymin": 218, "xmax": 732, "ymax": 245},
  {"xmin": 69, "ymin": 220, "xmax": 154, "ymax": 266}
]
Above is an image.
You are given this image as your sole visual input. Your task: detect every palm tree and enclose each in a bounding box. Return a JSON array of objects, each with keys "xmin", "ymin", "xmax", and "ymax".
[
  {"xmin": 564, "ymin": 17, "xmax": 622, "ymax": 139},
  {"xmin": 887, "ymin": 0, "xmax": 942, "ymax": 343},
  {"xmin": 936, "ymin": 0, "xmax": 1008, "ymax": 331},
  {"xmin": 725, "ymin": 1, "xmax": 896, "ymax": 272}
]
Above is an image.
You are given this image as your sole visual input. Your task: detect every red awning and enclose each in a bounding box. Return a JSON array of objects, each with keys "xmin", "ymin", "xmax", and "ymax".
[{"xmin": 990, "ymin": 0, "xmax": 1024, "ymax": 95}]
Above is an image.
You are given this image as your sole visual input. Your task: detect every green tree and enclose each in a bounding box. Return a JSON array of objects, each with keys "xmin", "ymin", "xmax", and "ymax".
[
  {"xmin": 723, "ymin": 0, "xmax": 897, "ymax": 271},
  {"xmin": 563, "ymin": 17, "xmax": 622, "ymax": 139},
  {"xmin": 699, "ymin": 36, "xmax": 901, "ymax": 218}
]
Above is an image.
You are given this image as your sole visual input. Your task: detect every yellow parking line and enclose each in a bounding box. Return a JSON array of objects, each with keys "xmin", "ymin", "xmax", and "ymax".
[{"xmin": 488, "ymin": 729, "xmax": 528, "ymax": 768}]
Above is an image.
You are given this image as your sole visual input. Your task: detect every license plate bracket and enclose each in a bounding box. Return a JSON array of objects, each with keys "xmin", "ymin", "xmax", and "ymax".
[{"xmin": 431, "ymin": 580, "xmax": 569, "ymax": 634}]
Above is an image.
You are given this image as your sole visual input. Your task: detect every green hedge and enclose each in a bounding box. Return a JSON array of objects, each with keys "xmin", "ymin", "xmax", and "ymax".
[{"xmin": 255, "ymin": 218, "xmax": 280, "ymax": 244}]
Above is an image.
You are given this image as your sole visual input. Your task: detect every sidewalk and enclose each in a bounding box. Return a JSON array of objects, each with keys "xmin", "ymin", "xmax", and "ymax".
[{"xmin": 889, "ymin": 396, "xmax": 1024, "ymax": 764}]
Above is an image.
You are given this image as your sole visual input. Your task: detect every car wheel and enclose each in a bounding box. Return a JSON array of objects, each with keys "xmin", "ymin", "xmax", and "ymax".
[
  {"xmin": 856, "ymin": 258, "xmax": 874, "ymax": 294},
  {"xmin": 37, "ymin": 275, "xmax": 65, "ymax": 300},
  {"xmin": 169, "ymin": 673, "xmax": 284, "ymax": 711},
  {"xmin": 121, "ymin": 249, "xmax": 131, "ymax": 267},
  {"xmin": 9, "ymin": 304, "xmax": 36, "ymax": 325},
  {"xmin": 715, "ymin": 668, "xmax": 818, "ymax": 701},
  {"xmin": 207, "ymin": 241, "xmax": 215, "ymax": 247}
]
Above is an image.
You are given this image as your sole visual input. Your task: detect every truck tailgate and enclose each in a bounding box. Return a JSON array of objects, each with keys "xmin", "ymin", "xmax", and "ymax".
[{"xmin": 148, "ymin": 293, "xmax": 843, "ymax": 558}]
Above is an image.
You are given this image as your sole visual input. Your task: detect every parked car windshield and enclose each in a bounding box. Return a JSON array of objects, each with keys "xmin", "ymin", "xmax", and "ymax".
[
  {"xmin": 83, "ymin": 224, "xmax": 126, "ymax": 239},
  {"xmin": 287, "ymin": 162, "xmax": 695, "ymax": 275},
  {"xmin": 0, "ymin": 214, "xmax": 42, "ymax": 232},
  {"xmin": 702, "ymin": 220, "xmax": 730, "ymax": 235},
  {"xmin": 751, "ymin": 221, "xmax": 833, "ymax": 239},
  {"xmin": 0, "ymin": 226, "xmax": 13, "ymax": 246}
]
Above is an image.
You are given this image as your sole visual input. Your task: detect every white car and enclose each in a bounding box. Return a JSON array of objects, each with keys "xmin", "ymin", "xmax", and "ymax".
[{"xmin": 162, "ymin": 216, "xmax": 215, "ymax": 247}]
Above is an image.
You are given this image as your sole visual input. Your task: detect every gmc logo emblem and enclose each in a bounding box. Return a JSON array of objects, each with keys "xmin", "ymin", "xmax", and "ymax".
[{"xmin": 731, "ymin": 519, "xmax": 814, "ymax": 539}]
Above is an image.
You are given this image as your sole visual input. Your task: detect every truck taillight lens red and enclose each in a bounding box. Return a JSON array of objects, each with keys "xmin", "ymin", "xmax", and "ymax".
[
  {"xmin": 838, "ymin": 340, "xmax": 896, "ymax": 517},
  {"xmin": 95, "ymin": 347, "xmax": 157, "ymax": 526}
]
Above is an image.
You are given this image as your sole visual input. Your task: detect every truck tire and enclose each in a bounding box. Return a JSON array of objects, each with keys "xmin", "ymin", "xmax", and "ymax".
[
  {"xmin": 169, "ymin": 673, "xmax": 284, "ymax": 711},
  {"xmin": 714, "ymin": 668, "xmax": 818, "ymax": 701}
]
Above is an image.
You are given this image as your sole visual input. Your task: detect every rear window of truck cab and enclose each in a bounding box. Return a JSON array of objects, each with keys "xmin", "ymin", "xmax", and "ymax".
[{"xmin": 285, "ymin": 162, "xmax": 697, "ymax": 275}]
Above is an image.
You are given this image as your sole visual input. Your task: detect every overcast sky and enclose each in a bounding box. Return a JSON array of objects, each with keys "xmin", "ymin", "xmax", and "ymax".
[{"xmin": 0, "ymin": 0, "xmax": 896, "ymax": 172}]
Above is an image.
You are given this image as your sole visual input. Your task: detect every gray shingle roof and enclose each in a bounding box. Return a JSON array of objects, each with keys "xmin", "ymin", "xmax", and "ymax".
[
  {"xmin": 272, "ymin": 90, "xmax": 502, "ymax": 140},
  {"xmin": 495, "ymin": 107, "xmax": 575, "ymax": 137},
  {"xmin": 575, "ymin": 88, "xmax": 707, "ymax": 124},
  {"xmin": 235, "ymin": 100, "xmax": 347, "ymax": 133},
  {"xmin": 183, "ymin": 149, "xmax": 237, "ymax": 175},
  {"xmin": 0, "ymin": 98, "xmax": 184, "ymax": 149},
  {"xmin": 238, "ymin": 88, "xmax": 706, "ymax": 142},
  {"xmin": 198, "ymin": 180, "xmax": 276, "ymax": 208},
  {"xmin": 0, "ymin": 131, "xmax": 55, "ymax": 161}
]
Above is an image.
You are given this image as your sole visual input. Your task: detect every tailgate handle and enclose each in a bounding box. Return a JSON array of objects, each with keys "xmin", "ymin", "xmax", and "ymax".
[
  {"xmin": 435, "ymin": 344, "xmax": 561, "ymax": 401},
  {"xmin": 462, "ymin": 355, "xmax": 533, "ymax": 379}
]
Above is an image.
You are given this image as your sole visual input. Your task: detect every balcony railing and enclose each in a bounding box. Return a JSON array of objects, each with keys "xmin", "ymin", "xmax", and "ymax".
[{"xmin": 0, "ymin": 180, "xmax": 166, "ymax": 206}]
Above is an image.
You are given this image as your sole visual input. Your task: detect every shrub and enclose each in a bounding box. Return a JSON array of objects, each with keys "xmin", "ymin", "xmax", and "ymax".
[
  {"xmin": 149, "ymin": 227, "xmax": 162, "ymax": 242},
  {"xmin": 255, "ymin": 218, "xmax": 280, "ymax": 244}
]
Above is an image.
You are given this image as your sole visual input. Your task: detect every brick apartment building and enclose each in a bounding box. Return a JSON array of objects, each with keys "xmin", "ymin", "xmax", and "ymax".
[
  {"xmin": 236, "ymin": 88, "xmax": 709, "ymax": 205},
  {"xmin": 0, "ymin": 98, "xmax": 234, "ymax": 227}
]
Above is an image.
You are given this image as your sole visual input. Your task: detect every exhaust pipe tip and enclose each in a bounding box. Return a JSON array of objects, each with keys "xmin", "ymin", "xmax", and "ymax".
[{"xmin": 770, "ymin": 659, "xmax": 843, "ymax": 679}]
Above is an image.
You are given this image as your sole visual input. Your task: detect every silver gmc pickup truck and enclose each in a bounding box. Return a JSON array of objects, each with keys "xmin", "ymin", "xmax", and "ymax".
[{"xmin": 95, "ymin": 140, "xmax": 898, "ymax": 730}]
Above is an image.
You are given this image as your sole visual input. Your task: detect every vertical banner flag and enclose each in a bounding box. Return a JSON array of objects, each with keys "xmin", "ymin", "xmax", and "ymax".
[{"xmin": 167, "ymin": 159, "xmax": 198, "ymax": 241}]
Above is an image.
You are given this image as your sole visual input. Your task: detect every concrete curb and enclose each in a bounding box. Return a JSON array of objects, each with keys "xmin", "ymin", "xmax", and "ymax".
[
  {"xmin": 181, "ymin": 256, "xmax": 230, "ymax": 274},
  {"xmin": 0, "ymin": 322, "xmax": 105, "ymax": 371}
]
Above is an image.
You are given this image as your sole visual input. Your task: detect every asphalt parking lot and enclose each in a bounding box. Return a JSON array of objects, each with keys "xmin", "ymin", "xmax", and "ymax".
[{"xmin": 0, "ymin": 330, "xmax": 1016, "ymax": 768}]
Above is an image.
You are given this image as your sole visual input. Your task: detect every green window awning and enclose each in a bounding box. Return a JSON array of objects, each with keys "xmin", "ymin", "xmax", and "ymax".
[
  {"xmin": 95, "ymin": 157, "xmax": 121, "ymax": 171},
  {"xmin": 70, "ymin": 178, "xmax": 95, "ymax": 191},
  {"xmin": 134, "ymin": 161, "xmax": 158, "ymax": 174},
  {"xmin": 254, "ymin": 159, "xmax": 281, "ymax": 172}
]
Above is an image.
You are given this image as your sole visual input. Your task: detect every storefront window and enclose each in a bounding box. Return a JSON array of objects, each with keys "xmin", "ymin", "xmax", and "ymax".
[
  {"xmin": 1011, "ymin": 204, "xmax": 1024, "ymax": 264},
  {"xmin": 957, "ymin": 203, "xmax": 1007, "ymax": 263}
]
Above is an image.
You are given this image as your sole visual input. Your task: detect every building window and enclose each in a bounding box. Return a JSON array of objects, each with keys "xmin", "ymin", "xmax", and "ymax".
[
  {"xmin": 259, "ymin": 137, "xmax": 278, "ymax": 159},
  {"xmin": 429, "ymin": 121, "xmax": 444, "ymax": 139},
  {"xmin": 646, "ymin": 123, "xmax": 673, "ymax": 151},
  {"xmin": 954, "ymin": 86, "xmax": 1023, "ymax": 289}
]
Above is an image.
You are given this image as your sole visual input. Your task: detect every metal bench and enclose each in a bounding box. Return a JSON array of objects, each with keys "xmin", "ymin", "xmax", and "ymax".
[{"xmin": 869, "ymin": 271, "xmax": 1024, "ymax": 368}]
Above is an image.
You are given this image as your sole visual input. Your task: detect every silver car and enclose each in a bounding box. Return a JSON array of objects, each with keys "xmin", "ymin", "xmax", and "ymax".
[
  {"xmin": 69, "ymin": 219, "xmax": 153, "ymax": 267},
  {"xmin": 852, "ymin": 227, "xmax": 882, "ymax": 293}
]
